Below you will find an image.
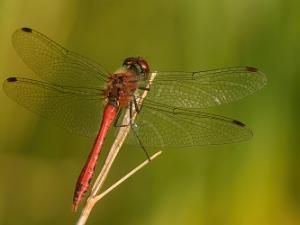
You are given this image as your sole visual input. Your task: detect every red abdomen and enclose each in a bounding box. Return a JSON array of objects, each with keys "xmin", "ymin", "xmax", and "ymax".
[{"xmin": 72, "ymin": 104, "xmax": 117, "ymax": 211}]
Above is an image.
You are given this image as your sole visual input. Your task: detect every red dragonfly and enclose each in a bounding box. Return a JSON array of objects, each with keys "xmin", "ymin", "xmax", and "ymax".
[{"xmin": 3, "ymin": 28, "xmax": 267, "ymax": 211}]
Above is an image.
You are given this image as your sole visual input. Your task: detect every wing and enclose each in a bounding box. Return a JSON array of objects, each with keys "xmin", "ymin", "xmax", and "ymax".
[
  {"xmin": 3, "ymin": 77, "xmax": 104, "ymax": 137},
  {"xmin": 145, "ymin": 67, "xmax": 267, "ymax": 109},
  {"xmin": 127, "ymin": 101, "xmax": 252, "ymax": 148},
  {"xmin": 12, "ymin": 27, "xmax": 109, "ymax": 87}
]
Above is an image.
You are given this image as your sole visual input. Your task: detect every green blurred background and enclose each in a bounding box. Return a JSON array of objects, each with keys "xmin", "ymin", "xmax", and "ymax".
[{"xmin": 0, "ymin": 0, "xmax": 299, "ymax": 224}]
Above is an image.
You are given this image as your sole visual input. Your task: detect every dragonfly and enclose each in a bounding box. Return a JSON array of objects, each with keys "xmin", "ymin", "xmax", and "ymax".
[{"xmin": 3, "ymin": 27, "xmax": 267, "ymax": 211}]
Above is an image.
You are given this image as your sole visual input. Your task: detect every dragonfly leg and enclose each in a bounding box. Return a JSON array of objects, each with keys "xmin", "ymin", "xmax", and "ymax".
[
  {"xmin": 129, "ymin": 99, "xmax": 151, "ymax": 161},
  {"xmin": 114, "ymin": 109, "xmax": 131, "ymax": 127},
  {"xmin": 131, "ymin": 125, "xmax": 151, "ymax": 161},
  {"xmin": 114, "ymin": 100, "xmax": 150, "ymax": 161},
  {"xmin": 129, "ymin": 100, "xmax": 133, "ymax": 122},
  {"xmin": 113, "ymin": 101, "xmax": 137, "ymax": 127},
  {"xmin": 133, "ymin": 95, "xmax": 141, "ymax": 113},
  {"xmin": 138, "ymin": 86, "xmax": 150, "ymax": 91}
]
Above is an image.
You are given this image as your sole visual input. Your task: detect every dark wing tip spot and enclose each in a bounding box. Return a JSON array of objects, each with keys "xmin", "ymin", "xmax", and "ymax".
[
  {"xmin": 232, "ymin": 119, "xmax": 246, "ymax": 127},
  {"xmin": 245, "ymin": 66, "xmax": 258, "ymax": 73},
  {"xmin": 21, "ymin": 27, "xmax": 32, "ymax": 32},
  {"xmin": 7, "ymin": 77, "xmax": 17, "ymax": 82}
]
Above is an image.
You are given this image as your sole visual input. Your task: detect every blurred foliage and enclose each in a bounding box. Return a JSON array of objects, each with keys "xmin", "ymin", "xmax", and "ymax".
[{"xmin": 0, "ymin": 0, "xmax": 299, "ymax": 224}]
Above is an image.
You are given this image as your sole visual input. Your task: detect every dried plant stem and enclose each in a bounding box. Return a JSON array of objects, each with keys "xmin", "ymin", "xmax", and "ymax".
[
  {"xmin": 76, "ymin": 72, "xmax": 157, "ymax": 225},
  {"xmin": 76, "ymin": 151, "xmax": 161, "ymax": 225},
  {"xmin": 94, "ymin": 150, "xmax": 162, "ymax": 202}
]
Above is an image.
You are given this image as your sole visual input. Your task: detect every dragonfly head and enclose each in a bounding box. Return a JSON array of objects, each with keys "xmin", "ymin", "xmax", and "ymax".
[{"xmin": 123, "ymin": 57, "xmax": 150, "ymax": 78}]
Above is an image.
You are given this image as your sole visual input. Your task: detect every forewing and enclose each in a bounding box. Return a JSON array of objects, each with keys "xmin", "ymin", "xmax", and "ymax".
[
  {"xmin": 3, "ymin": 77, "xmax": 104, "ymax": 137},
  {"xmin": 12, "ymin": 27, "xmax": 109, "ymax": 87},
  {"xmin": 146, "ymin": 67, "xmax": 267, "ymax": 109},
  {"xmin": 127, "ymin": 102, "xmax": 252, "ymax": 148}
]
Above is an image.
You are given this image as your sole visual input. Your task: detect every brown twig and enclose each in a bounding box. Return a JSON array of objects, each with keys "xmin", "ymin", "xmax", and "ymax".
[{"xmin": 76, "ymin": 72, "xmax": 158, "ymax": 225}]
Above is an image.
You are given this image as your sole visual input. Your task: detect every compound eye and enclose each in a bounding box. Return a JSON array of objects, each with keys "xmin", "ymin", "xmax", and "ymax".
[
  {"xmin": 123, "ymin": 57, "xmax": 150, "ymax": 74},
  {"xmin": 123, "ymin": 57, "xmax": 135, "ymax": 66},
  {"xmin": 138, "ymin": 59, "xmax": 150, "ymax": 73}
]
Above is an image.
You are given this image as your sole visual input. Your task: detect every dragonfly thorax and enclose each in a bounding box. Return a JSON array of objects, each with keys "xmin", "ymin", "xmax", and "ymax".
[{"xmin": 104, "ymin": 72, "xmax": 138, "ymax": 108}]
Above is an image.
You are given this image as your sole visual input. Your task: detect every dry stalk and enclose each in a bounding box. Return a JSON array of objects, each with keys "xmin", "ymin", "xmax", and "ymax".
[{"xmin": 76, "ymin": 72, "xmax": 158, "ymax": 225}]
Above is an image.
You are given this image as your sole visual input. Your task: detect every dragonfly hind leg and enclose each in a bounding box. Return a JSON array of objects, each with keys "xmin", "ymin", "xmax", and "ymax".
[
  {"xmin": 113, "ymin": 109, "xmax": 131, "ymax": 127},
  {"xmin": 113, "ymin": 100, "xmax": 135, "ymax": 127},
  {"xmin": 131, "ymin": 125, "xmax": 151, "ymax": 161},
  {"xmin": 113, "ymin": 96, "xmax": 141, "ymax": 127},
  {"xmin": 113, "ymin": 100, "xmax": 151, "ymax": 161},
  {"xmin": 130, "ymin": 98, "xmax": 151, "ymax": 161}
]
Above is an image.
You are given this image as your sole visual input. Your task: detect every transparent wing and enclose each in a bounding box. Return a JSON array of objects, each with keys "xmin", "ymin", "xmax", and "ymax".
[
  {"xmin": 3, "ymin": 77, "xmax": 104, "ymax": 137},
  {"xmin": 127, "ymin": 101, "xmax": 252, "ymax": 148},
  {"xmin": 12, "ymin": 27, "xmax": 109, "ymax": 87},
  {"xmin": 146, "ymin": 67, "xmax": 267, "ymax": 109}
]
